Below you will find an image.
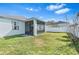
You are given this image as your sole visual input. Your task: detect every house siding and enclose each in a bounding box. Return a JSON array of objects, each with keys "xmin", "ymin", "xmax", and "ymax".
[
  {"xmin": 33, "ymin": 20, "xmax": 37, "ymax": 36},
  {"xmin": 0, "ymin": 18, "xmax": 25, "ymax": 37}
]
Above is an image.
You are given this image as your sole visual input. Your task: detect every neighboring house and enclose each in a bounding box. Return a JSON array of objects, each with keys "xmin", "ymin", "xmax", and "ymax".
[
  {"xmin": 0, "ymin": 15, "xmax": 45, "ymax": 37},
  {"xmin": 45, "ymin": 21, "xmax": 69, "ymax": 32}
]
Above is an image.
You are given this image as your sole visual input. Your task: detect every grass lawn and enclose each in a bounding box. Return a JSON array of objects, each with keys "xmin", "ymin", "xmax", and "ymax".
[{"xmin": 0, "ymin": 32, "xmax": 78, "ymax": 55}]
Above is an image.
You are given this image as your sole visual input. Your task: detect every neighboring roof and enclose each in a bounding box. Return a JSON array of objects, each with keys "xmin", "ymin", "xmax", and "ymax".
[
  {"xmin": 56, "ymin": 21, "xmax": 68, "ymax": 24},
  {"xmin": 0, "ymin": 15, "xmax": 28, "ymax": 22},
  {"xmin": 46, "ymin": 21, "xmax": 69, "ymax": 26}
]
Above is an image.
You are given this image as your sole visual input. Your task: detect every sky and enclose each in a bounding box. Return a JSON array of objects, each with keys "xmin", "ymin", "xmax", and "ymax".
[{"xmin": 0, "ymin": 3, "xmax": 79, "ymax": 22}]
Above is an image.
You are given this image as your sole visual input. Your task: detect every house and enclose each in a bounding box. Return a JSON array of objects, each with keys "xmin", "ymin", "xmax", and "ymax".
[
  {"xmin": 45, "ymin": 21, "xmax": 69, "ymax": 32},
  {"xmin": 0, "ymin": 15, "xmax": 45, "ymax": 37}
]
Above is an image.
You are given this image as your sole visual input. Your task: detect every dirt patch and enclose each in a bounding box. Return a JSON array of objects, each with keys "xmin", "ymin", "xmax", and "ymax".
[{"xmin": 33, "ymin": 38, "xmax": 45, "ymax": 47}]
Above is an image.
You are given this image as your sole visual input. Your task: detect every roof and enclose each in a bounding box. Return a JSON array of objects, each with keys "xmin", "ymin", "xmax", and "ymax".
[
  {"xmin": 0, "ymin": 15, "xmax": 45, "ymax": 22},
  {"xmin": 0, "ymin": 15, "xmax": 28, "ymax": 22},
  {"xmin": 46, "ymin": 21, "xmax": 69, "ymax": 26},
  {"xmin": 55, "ymin": 21, "xmax": 69, "ymax": 24},
  {"xmin": 28, "ymin": 17, "xmax": 45, "ymax": 22}
]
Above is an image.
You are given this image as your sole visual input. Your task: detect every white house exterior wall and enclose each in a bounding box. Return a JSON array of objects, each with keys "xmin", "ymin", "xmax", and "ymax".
[
  {"xmin": 33, "ymin": 20, "xmax": 37, "ymax": 36},
  {"xmin": 0, "ymin": 18, "xmax": 25, "ymax": 37}
]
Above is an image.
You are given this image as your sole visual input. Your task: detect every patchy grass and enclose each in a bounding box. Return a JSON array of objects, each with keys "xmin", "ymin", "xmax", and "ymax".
[{"xmin": 0, "ymin": 33, "xmax": 78, "ymax": 55}]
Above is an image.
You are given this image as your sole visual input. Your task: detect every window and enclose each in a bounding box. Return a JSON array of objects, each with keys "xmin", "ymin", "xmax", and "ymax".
[{"xmin": 12, "ymin": 21, "xmax": 19, "ymax": 30}]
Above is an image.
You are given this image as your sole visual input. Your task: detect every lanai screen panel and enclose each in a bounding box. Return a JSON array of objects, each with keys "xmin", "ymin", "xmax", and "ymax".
[
  {"xmin": 25, "ymin": 20, "xmax": 33, "ymax": 35},
  {"xmin": 37, "ymin": 20, "xmax": 45, "ymax": 34}
]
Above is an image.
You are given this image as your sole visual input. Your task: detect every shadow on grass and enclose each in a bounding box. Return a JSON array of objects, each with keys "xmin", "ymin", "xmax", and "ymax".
[
  {"xmin": 62, "ymin": 36, "xmax": 70, "ymax": 38},
  {"xmin": 56, "ymin": 34, "xmax": 79, "ymax": 54},
  {"xmin": 56, "ymin": 43, "xmax": 77, "ymax": 55},
  {"xmin": 67, "ymin": 33, "xmax": 79, "ymax": 54},
  {"xmin": 58, "ymin": 43, "xmax": 75, "ymax": 49},
  {"xmin": 4, "ymin": 35, "xmax": 24, "ymax": 40},
  {"xmin": 56, "ymin": 38, "xmax": 70, "ymax": 42},
  {"xmin": 56, "ymin": 35, "xmax": 71, "ymax": 42}
]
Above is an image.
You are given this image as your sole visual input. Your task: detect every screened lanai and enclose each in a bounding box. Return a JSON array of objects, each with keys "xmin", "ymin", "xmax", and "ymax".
[{"xmin": 25, "ymin": 17, "xmax": 45, "ymax": 36}]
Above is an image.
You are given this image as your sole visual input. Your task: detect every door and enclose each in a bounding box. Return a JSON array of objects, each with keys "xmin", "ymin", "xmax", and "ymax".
[{"xmin": 25, "ymin": 21, "xmax": 33, "ymax": 35}]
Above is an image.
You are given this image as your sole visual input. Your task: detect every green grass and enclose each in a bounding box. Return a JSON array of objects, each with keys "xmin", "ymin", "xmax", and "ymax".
[{"xmin": 0, "ymin": 33, "xmax": 78, "ymax": 55}]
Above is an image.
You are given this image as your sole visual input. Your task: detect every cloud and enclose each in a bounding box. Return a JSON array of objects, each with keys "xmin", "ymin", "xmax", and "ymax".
[
  {"xmin": 26, "ymin": 7, "xmax": 40, "ymax": 12},
  {"xmin": 55, "ymin": 8, "xmax": 70, "ymax": 14},
  {"xmin": 39, "ymin": 16, "xmax": 43, "ymax": 19},
  {"xmin": 47, "ymin": 4, "xmax": 66, "ymax": 10},
  {"xmin": 26, "ymin": 8, "xmax": 33, "ymax": 11}
]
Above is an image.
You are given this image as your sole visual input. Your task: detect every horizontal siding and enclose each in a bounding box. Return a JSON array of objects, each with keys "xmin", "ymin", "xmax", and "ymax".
[{"xmin": 0, "ymin": 18, "xmax": 25, "ymax": 37}]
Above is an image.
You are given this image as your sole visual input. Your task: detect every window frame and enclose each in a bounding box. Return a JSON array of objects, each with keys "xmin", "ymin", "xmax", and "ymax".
[{"xmin": 12, "ymin": 20, "xmax": 19, "ymax": 30}]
